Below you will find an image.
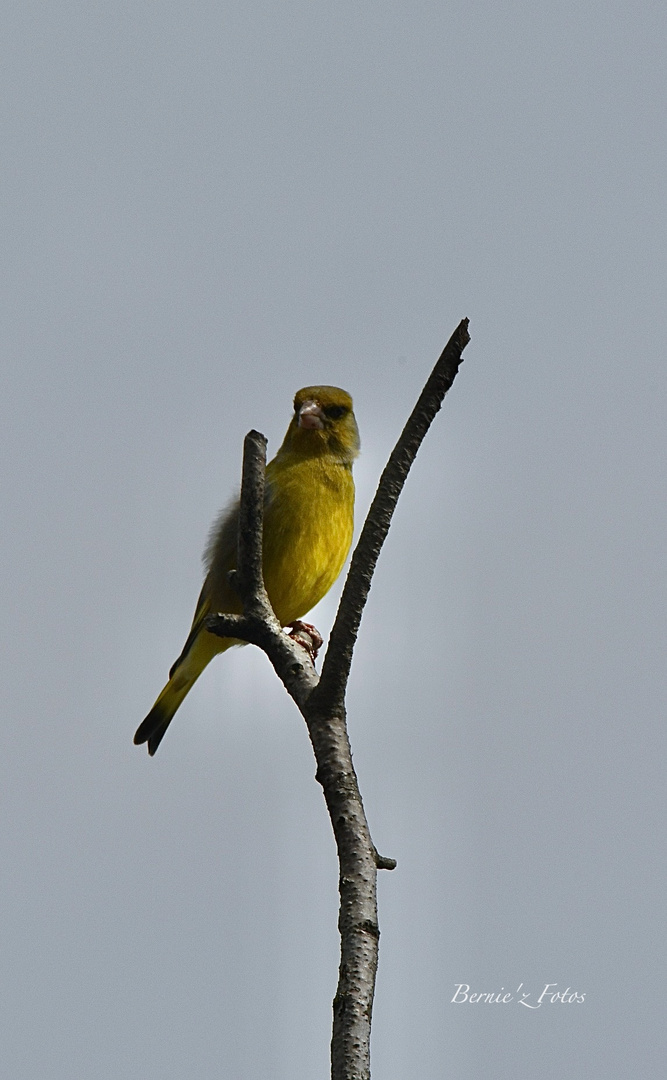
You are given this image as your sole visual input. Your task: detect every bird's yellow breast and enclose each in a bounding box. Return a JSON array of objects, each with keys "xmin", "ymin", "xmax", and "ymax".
[{"xmin": 262, "ymin": 453, "xmax": 354, "ymax": 625}]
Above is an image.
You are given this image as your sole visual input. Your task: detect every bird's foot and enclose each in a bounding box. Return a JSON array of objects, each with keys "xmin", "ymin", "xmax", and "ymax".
[{"xmin": 286, "ymin": 621, "xmax": 323, "ymax": 662}]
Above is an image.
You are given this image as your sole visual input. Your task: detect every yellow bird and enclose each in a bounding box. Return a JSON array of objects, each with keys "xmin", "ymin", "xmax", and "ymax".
[{"xmin": 134, "ymin": 385, "xmax": 360, "ymax": 755}]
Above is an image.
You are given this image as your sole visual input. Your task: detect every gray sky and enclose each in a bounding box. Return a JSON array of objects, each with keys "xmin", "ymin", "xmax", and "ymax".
[{"xmin": 2, "ymin": 1, "xmax": 665, "ymax": 1076}]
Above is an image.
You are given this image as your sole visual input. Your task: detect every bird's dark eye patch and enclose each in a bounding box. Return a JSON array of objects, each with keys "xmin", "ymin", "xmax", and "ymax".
[{"xmin": 324, "ymin": 404, "xmax": 346, "ymax": 420}]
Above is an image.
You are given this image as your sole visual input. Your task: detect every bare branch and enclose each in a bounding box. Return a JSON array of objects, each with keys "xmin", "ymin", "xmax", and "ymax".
[
  {"xmin": 206, "ymin": 431, "xmax": 319, "ymax": 711},
  {"xmin": 234, "ymin": 430, "xmax": 271, "ymax": 619},
  {"xmin": 205, "ymin": 321, "xmax": 470, "ymax": 1080},
  {"xmin": 312, "ymin": 317, "xmax": 470, "ymax": 710}
]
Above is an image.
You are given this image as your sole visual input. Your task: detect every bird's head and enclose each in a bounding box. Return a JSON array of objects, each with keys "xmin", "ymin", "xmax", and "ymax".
[{"xmin": 281, "ymin": 386, "xmax": 360, "ymax": 465}]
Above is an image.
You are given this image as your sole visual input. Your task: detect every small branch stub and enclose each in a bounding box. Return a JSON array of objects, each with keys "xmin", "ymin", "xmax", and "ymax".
[{"xmin": 375, "ymin": 852, "xmax": 397, "ymax": 871}]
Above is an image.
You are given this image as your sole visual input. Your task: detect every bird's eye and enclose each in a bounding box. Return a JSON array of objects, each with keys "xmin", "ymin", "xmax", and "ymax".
[{"xmin": 324, "ymin": 405, "xmax": 346, "ymax": 420}]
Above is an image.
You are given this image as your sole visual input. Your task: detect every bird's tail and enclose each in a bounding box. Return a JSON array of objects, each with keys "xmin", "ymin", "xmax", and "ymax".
[
  {"xmin": 133, "ymin": 678, "xmax": 193, "ymax": 756},
  {"xmin": 134, "ymin": 630, "xmax": 226, "ymax": 755}
]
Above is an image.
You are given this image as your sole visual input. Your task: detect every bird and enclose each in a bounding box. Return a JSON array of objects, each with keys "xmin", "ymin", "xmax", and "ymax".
[{"xmin": 134, "ymin": 385, "xmax": 360, "ymax": 755}]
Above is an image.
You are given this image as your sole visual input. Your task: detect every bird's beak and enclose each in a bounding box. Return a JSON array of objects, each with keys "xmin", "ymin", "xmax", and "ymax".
[{"xmin": 298, "ymin": 400, "xmax": 325, "ymax": 430}]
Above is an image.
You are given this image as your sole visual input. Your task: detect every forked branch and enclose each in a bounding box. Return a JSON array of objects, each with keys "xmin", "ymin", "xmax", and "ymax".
[{"xmin": 207, "ymin": 318, "xmax": 470, "ymax": 1080}]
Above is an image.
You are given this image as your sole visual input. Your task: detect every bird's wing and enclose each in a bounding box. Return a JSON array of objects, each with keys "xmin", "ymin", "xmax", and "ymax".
[{"xmin": 168, "ymin": 589, "xmax": 212, "ymax": 678}]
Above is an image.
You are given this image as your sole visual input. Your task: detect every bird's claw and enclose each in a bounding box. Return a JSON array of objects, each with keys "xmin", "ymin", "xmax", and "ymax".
[{"xmin": 286, "ymin": 620, "xmax": 323, "ymax": 662}]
